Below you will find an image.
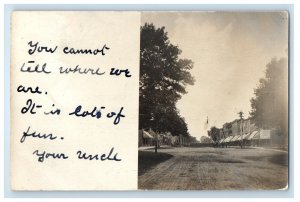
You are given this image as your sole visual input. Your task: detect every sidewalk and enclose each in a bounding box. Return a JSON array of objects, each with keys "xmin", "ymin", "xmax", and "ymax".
[
  {"xmin": 138, "ymin": 145, "xmax": 172, "ymax": 151},
  {"xmin": 138, "ymin": 146, "xmax": 155, "ymax": 151}
]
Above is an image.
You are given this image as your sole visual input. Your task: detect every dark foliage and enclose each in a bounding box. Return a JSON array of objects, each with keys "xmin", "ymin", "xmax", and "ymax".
[
  {"xmin": 139, "ymin": 23, "xmax": 195, "ymax": 136},
  {"xmin": 250, "ymin": 58, "xmax": 288, "ymax": 144}
]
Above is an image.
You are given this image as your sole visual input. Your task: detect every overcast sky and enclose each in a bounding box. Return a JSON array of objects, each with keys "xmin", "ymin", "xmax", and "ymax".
[{"xmin": 141, "ymin": 12, "xmax": 288, "ymax": 140}]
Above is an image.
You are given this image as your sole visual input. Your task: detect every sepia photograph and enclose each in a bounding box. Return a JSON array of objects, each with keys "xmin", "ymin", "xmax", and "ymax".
[{"xmin": 138, "ymin": 11, "xmax": 289, "ymax": 190}]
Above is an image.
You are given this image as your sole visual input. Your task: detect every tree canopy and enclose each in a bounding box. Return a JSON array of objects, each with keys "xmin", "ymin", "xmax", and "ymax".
[
  {"xmin": 250, "ymin": 57, "xmax": 288, "ymax": 144},
  {"xmin": 200, "ymin": 136, "xmax": 213, "ymax": 143},
  {"xmin": 139, "ymin": 23, "xmax": 195, "ymax": 136},
  {"xmin": 207, "ymin": 126, "xmax": 221, "ymax": 142}
]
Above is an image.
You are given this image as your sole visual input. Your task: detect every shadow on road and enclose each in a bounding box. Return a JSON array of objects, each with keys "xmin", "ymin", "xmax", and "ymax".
[
  {"xmin": 268, "ymin": 153, "xmax": 288, "ymax": 166},
  {"xmin": 138, "ymin": 151, "xmax": 174, "ymax": 176},
  {"xmin": 244, "ymin": 153, "xmax": 288, "ymax": 166}
]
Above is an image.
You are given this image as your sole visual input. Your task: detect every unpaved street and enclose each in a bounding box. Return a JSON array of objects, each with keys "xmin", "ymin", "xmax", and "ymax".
[{"xmin": 138, "ymin": 147, "xmax": 288, "ymax": 190}]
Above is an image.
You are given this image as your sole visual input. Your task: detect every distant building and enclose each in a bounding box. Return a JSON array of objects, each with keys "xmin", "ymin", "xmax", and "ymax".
[
  {"xmin": 221, "ymin": 118, "xmax": 257, "ymax": 138},
  {"xmin": 222, "ymin": 122, "xmax": 232, "ymax": 138},
  {"xmin": 217, "ymin": 117, "xmax": 287, "ymax": 147},
  {"xmin": 139, "ymin": 129, "xmax": 198, "ymax": 147}
]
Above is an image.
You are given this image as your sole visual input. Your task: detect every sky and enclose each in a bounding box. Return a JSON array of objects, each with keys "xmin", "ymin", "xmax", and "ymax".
[{"xmin": 141, "ymin": 12, "xmax": 288, "ymax": 140}]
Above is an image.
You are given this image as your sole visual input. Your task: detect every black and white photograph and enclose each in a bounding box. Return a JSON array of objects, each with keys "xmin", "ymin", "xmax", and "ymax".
[
  {"xmin": 138, "ymin": 11, "xmax": 289, "ymax": 190},
  {"xmin": 5, "ymin": 4, "xmax": 294, "ymax": 197}
]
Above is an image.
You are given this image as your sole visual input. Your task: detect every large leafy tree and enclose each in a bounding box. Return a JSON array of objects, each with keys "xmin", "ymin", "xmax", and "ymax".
[
  {"xmin": 139, "ymin": 23, "xmax": 195, "ymax": 136},
  {"xmin": 207, "ymin": 126, "xmax": 221, "ymax": 142},
  {"xmin": 250, "ymin": 58, "xmax": 288, "ymax": 144}
]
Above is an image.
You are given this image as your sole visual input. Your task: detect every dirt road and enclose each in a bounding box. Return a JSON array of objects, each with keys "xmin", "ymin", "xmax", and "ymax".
[{"xmin": 138, "ymin": 147, "xmax": 288, "ymax": 190}]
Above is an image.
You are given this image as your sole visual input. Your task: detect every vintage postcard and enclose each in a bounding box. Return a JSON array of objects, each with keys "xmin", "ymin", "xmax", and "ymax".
[{"xmin": 10, "ymin": 11, "xmax": 288, "ymax": 191}]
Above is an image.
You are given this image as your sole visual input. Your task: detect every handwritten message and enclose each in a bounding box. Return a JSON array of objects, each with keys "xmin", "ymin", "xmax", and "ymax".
[{"xmin": 11, "ymin": 12, "xmax": 140, "ymax": 190}]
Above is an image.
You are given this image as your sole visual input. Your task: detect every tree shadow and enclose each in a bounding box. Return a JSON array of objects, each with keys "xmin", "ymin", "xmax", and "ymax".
[
  {"xmin": 268, "ymin": 153, "xmax": 288, "ymax": 166},
  {"xmin": 138, "ymin": 151, "xmax": 174, "ymax": 176}
]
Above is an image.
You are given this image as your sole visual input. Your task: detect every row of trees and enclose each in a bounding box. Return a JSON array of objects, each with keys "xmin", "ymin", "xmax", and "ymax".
[
  {"xmin": 250, "ymin": 58, "xmax": 288, "ymax": 145},
  {"xmin": 139, "ymin": 23, "xmax": 288, "ymax": 145},
  {"xmin": 139, "ymin": 23, "xmax": 195, "ymax": 137},
  {"xmin": 207, "ymin": 58, "xmax": 288, "ymax": 145}
]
